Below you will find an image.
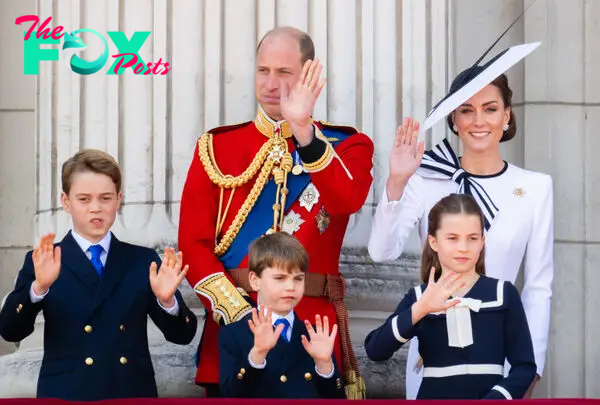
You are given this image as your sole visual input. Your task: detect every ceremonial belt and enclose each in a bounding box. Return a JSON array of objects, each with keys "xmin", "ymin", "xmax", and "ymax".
[{"xmin": 228, "ymin": 268, "xmax": 365, "ymax": 399}]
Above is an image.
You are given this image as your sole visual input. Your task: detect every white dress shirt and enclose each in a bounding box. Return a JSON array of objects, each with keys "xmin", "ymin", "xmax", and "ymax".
[
  {"xmin": 368, "ymin": 164, "xmax": 554, "ymax": 397},
  {"xmin": 29, "ymin": 230, "xmax": 179, "ymax": 316}
]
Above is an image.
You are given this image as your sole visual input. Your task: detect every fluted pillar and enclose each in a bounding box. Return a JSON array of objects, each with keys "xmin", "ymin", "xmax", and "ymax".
[
  {"xmin": 5, "ymin": 0, "xmax": 595, "ymax": 400},
  {"xmin": 523, "ymin": 0, "xmax": 600, "ymax": 398},
  {"xmin": 0, "ymin": 0, "xmax": 404, "ymax": 398},
  {"xmin": 0, "ymin": 0, "xmax": 37, "ymax": 359}
]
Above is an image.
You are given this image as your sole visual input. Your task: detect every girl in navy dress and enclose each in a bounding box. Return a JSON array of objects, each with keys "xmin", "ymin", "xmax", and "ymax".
[{"xmin": 365, "ymin": 194, "xmax": 536, "ymax": 399}]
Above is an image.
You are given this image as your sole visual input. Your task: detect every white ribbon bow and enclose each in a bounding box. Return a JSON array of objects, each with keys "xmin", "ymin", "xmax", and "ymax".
[{"xmin": 445, "ymin": 297, "xmax": 482, "ymax": 348}]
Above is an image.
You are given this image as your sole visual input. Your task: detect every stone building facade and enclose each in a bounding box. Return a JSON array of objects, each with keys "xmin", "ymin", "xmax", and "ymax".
[{"xmin": 1, "ymin": 0, "xmax": 599, "ymax": 398}]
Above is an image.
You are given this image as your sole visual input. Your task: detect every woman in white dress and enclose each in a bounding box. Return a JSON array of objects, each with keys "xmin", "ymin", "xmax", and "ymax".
[{"xmin": 368, "ymin": 67, "xmax": 554, "ymax": 399}]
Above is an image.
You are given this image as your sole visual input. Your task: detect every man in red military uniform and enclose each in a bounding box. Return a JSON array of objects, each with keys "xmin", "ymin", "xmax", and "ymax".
[{"xmin": 178, "ymin": 26, "xmax": 373, "ymax": 399}]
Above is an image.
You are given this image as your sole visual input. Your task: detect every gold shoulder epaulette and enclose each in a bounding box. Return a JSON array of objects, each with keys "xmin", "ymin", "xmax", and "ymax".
[
  {"xmin": 318, "ymin": 120, "xmax": 360, "ymax": 138},
  {"xmin": 206, "ymin": 121, "xmax": 253, "ymax": 136}
]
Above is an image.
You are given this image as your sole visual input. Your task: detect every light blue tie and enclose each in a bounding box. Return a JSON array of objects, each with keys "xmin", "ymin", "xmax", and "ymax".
[
  {"xmin": 274, "ymin": 318, "xmax": 290, "ymax": 342},
  {"xmin": 88, "ymin": 245, "xmax": 104, "ymax": 276}
]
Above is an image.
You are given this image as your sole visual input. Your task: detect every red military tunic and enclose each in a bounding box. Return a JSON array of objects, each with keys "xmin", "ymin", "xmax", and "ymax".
[{"xmin": 178, "ymin": 108, "xmax": 373, "ymax": 397}]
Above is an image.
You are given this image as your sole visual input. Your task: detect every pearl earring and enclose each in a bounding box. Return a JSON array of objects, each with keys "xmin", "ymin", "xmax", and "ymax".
[
  {"xmin": 503, "ymin": 123, "xmax": 509, "ymax": 131},
  {"xmin": 453, "ymin": 125, "xmax": 458, "ymax": 132}
]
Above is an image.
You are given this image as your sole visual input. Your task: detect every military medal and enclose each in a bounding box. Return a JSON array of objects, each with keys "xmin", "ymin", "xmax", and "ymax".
[
  {"xmin": 315, "ymin": 206, "xmax": 330, "ymax": 234},
  {"xmin": 281, "ymin": 210, "xmax": 305, "ymax": 235},
  {"xmin": 300, "ymin": 183, "xmax": 319, "ymax": 212},
  {"xmin": 268, "ymin": 144, "xmax": 285, "ymax": 163},
  {"xmin": 291, "ymin": 150, "xmax": 304, "ymax": 175},
  {"xmin": 292, "ymin": 164, "xmax": 303, "ymax": 175}
]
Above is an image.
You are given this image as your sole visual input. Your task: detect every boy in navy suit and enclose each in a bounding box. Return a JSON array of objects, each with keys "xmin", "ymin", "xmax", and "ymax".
[
  {"xmin": 0, "ymin": 149, "xmax": 197, "ymax": 401},
  {"xmin": 218, "ymin": 232, "xmax": 345, "ymax": 398}
]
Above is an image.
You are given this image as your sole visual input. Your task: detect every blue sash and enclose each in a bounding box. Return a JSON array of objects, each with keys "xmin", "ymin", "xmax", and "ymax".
[{"xmin": 220, "ymin": 128, "xmax": 350, "ymax": 269}]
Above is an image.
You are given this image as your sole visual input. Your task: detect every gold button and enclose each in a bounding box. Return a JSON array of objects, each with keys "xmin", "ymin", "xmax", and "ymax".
[
  {"xmin": 237, "ymin": 373, "xmax": 243, "ymax": 380},
  {"xmin": 240, "ymin": 368, "xmax": 246, "ymax": 375},
  {"xmin": 18, "ymin": 304, "xmax": 23, "ymax": 310},
  {"xmin": 85, "ymin": 357, "xmax": 94, "ymax": 366},
  {"xmin": 16, "ymin": 308, "xmax": 21, "ymax": 314},
  {"xmin": 84, "ymin": 325, "xmax": 93, "ymax": 333},
  {"xmin": 336, "ymin": 378, "xmax": 342, "ymax": 389},
  {"xmin": 119, "ymin": 324, "xmax": 125, "ymax": 332},
  {"xmin": 120, "ymin": 357, "xmax": 128, "ymax": 365},
  {"xmin": 304, "ymin": 372, "xmax": 312, "ymax": 381},
  {"xmin": 280, "ymin": 375, "xmax": 287, "ymax": 383},
  {"xmin": 185, "ymin": 316, "xmax": 190, "ymax": 324}
]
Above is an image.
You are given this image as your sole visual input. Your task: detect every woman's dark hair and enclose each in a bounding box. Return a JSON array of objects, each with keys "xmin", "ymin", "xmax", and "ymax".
[
  {"xmin": 446, "ymin": 70, "xmax": 516, "ymax": 142},
  {"xmin": 420, "ymin": 194, "xmax": 486, "ymax": 283}
]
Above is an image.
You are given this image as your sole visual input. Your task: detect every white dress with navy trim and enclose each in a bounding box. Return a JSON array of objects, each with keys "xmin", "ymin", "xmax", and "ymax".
[{"xmin": 364, "ymin": 276, "xmax": 537, "ymax": 400}]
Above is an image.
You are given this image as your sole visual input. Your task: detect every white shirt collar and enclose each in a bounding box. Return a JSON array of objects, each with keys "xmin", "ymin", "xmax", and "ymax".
[
  {"xmin": 271, "ymin": 310, "xmax": 295, "ymax": 328},
  {"xmin": 71, "ymin": 230, "xmax": 112, "ymax": 255}
]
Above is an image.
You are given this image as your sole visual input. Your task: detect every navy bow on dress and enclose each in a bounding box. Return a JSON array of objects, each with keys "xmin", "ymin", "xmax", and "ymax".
[{"xmin": 417, "ymin": 139, "xmax": 500, "ymax": 231}]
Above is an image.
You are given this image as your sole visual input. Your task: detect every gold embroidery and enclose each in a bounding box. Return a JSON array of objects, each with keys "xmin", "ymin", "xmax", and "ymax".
[
  {"xmin": 255, "ymin": 107, "xmax": 314, "ymax": 139},
  {"xmin": 194, "ymin": 273, "xmax": 252, "ymax": 325},
  {"xmin": 302, "ymin": 127, "xmax": 335, "ymax": 173},
  {"xmin": 303, "ymin": 144, "xmax": 334, "ymax": 172}
]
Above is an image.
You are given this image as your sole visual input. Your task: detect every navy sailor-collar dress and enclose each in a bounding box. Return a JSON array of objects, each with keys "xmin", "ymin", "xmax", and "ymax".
[{"xmin": 364, "ymin": 275, "xmax": 537, "ymax": 399}]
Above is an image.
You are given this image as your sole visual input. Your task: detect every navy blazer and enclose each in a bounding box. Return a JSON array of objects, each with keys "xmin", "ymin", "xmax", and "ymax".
[
  {"xmin": 219, "ymin": 311, "xmax": 345, "ymax": 399},
  {"xmin": 0, "ymin": 231, "xmax": 197, "ymax": 401}
]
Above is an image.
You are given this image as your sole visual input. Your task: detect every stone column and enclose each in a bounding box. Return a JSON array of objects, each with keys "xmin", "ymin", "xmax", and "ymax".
[
  {"xmin": 524, "ymin": 0, "xmax": 600, "ymax": 398},
  {"xmin": 0, "ymin": 0, "xmax": 36, "ymax": 358},
  {"xmin": 6, "ymin": 0, "xmax": 598, "ymax": 400},
  {"xmin": 449, "ymin": 0, "xmax": 600, "ymax": 398},
  {"xmin": 449, "ymin": 0, "xmax": 526, "ymax": 164},
  {"xmin": 0, "ymin": 0, "xmax": 406, "ymax": 398},
  {"xmin": 0, "ymin": 0, "xmax": 204, "ymax": 397},
  {"xmin": 351, "ymin": 0, "xmax": 455, "ymax": 397}
]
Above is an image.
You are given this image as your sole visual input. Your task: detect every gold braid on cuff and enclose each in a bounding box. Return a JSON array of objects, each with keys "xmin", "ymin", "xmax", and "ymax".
[
  {"xmin": 193, "ymin": 273, "xmax": 252, "ymax": 325},
  {"xmin": 302, "ymin": 142, "xmax": 334, "ymax": 173}
]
